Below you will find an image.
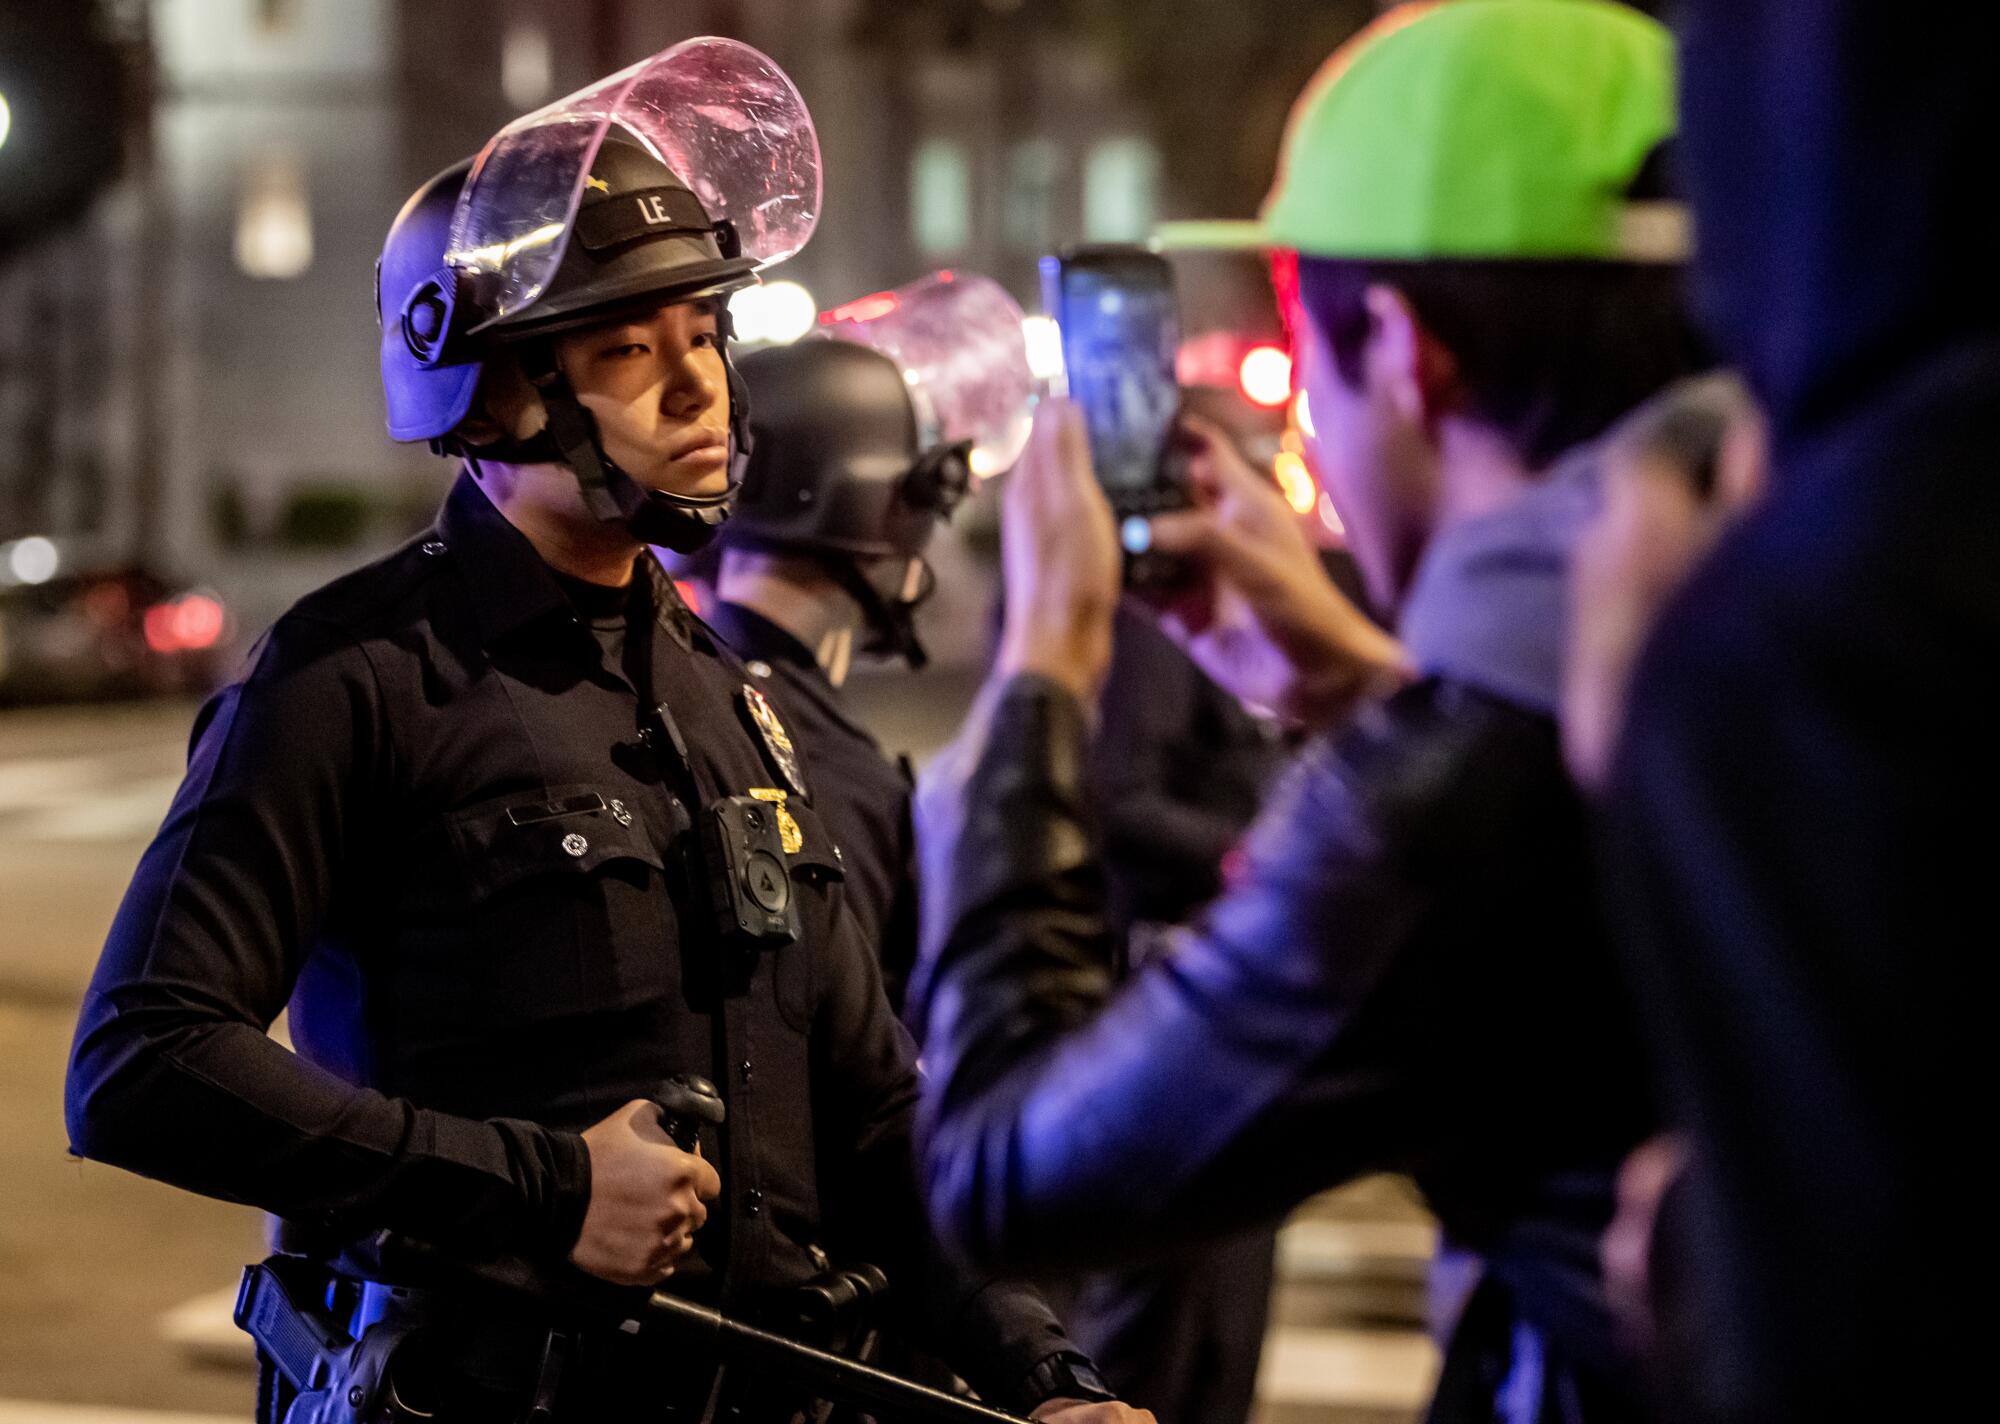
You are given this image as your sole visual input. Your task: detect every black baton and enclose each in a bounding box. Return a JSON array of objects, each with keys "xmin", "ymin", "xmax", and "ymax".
[{"xmin": 369, "ymin": 1074, "xmax": 1032, "ymax": 1424}]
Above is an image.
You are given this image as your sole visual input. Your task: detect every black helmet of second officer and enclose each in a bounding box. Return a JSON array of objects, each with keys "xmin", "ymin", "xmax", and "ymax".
[{"xmin": 720, "ymin": 339, "xmax": 971, "ymax": 668}]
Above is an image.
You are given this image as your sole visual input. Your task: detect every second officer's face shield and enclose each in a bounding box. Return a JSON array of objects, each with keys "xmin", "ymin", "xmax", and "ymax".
[
  {"xmin": 447, "ymin": 37, "xmax": 821, "ymax": 331},
  {"xmin": 819, "ymin": 271, "xmax": 1038, "ymax": 487},
  {"xmin": 812, "ymin": 271, "xmax": 1036, "ymax": 660}
]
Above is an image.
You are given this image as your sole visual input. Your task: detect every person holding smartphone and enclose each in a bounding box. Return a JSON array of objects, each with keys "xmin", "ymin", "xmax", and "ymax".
[{"xmin": 908, "ymin": 4, "xmax": 1703, "ymax": 1421}]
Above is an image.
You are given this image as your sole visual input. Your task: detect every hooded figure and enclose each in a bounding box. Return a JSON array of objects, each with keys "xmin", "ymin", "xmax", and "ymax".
[{"xmin": 1605, "ymin": 6, "xmax": 2000, "ymax": 1421}]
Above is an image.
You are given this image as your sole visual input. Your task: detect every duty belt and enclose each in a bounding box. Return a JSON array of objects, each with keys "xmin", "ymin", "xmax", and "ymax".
[
  {"xmin": 239, "ymin": 1249, "xmax": 1027, "ymax": 1424},
  {"xmin": 238, "ymin": 1080, "xmax": 1007, "ymax": 1424}
]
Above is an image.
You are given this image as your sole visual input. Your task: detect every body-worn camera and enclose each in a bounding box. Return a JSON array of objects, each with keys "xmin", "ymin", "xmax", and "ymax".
[{"xmin": 703, "ymin": 795, "xmax": 801, "ymax": 947}]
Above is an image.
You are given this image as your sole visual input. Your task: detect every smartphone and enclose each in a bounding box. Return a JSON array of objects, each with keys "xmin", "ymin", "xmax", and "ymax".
[{"xmin": 1040, "ymin": 246, "xmax": 1190, "ymax": 585}]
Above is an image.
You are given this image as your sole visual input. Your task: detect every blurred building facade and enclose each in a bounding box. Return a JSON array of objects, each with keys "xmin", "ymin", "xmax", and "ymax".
[{"xmin": 0, "ymin": 0, "xmax": 1159, "ymax": 630}]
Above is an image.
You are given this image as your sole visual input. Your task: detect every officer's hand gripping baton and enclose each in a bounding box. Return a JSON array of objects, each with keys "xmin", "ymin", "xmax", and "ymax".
[
  {"xmin": 243, "ymin": 1073, "xmax": 1032, "ymax": 1424},
  {"xmin": 653, "ymin": 1073, "xmax": 727, "ymax": 1151}
]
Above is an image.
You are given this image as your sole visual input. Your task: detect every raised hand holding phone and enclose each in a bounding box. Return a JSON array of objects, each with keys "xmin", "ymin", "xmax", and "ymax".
[
  {"xmin": 994, "ymin": 398, "xmax": 1121, "ymax": 703},
  {"xmin": 1145, "ymin": 415, "xmax": 1407, "ymax": 728}
]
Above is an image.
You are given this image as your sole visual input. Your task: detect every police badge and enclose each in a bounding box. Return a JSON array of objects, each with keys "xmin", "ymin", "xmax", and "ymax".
[
  {"xmin": 748, "ymin": 787, "xmax": 804, "ymax": 854},
  {"xmin": 740, "ymin": 684, "xmax": 808, "ymax": 799}
]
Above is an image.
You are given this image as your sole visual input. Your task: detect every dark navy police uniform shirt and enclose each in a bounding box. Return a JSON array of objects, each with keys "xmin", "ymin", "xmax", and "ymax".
[
  {"xmin": 64, "ymin": 473, "xmax": 1073, "ymax": 1406},
  {"xmin": 702, "ymin": 600, "xmax": 919, "ymax": 1013}
]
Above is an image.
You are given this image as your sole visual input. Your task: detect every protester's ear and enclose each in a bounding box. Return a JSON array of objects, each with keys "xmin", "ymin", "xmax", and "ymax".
[
  {"xmin": 1362, "ymin": 283, "xmax": 1459, "ymax": 434},
  {"xmin": 1716, "ymin": 408, "xmax": 1768, "ymax": 514}
]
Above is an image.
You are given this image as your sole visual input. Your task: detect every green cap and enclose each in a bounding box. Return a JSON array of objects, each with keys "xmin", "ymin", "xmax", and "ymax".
[{"xmin": 1259, "ymin": 0, "xmax": 1683, "ymax": 262}]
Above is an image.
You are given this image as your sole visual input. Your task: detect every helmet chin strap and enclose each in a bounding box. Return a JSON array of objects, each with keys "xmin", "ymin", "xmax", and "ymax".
[
  {"xmin": 495, "ymin": 327, "xmax": 754, "ymax": 555},
  {"xmin": 827, "ymin": 556, "xmax": 931, "ymax": 671}
]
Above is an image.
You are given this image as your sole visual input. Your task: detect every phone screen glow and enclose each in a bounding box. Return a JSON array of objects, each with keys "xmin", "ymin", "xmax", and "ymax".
[{"xmin": 1056, "ymin": 263, "xmax": 1181, "ymax": 494}]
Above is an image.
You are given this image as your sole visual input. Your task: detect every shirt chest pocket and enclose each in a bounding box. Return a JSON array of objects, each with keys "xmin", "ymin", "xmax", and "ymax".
[{"xmin": 443, "ymin": 784, "xmax": 684, "ymax": 1023}]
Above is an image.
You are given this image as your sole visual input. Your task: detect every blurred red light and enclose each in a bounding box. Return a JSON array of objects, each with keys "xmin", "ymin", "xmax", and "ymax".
[
  {"xmin": 144, "ymin": 594, "xmax": 225, "ymax": 653},
  {"xmin": 820, "ymin": 292, "xmax": 900, "ymax": 325},
  {"xmin": 143, "ymin": 604, "xmax": 179, "ymax": 653},
  {"xmin": 173, "ymin": 594, "xmax": 225, "ymax": 650},
  {"xmin": 1176, "ymin": 330, "xmax": 1243, "ymax": 388}
]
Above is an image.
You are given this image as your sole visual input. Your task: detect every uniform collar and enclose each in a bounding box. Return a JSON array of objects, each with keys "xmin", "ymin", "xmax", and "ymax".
[
  {"xmin": 706, "ymin": 599, "xmax": 819, "ymax": 672},
  {"xmin": 435, "ymin": 470, "xmax": 578, "ymax": 647},
  {"xmin": 435, "ymin": 469, "xmax": 708, "ymax": 655}
]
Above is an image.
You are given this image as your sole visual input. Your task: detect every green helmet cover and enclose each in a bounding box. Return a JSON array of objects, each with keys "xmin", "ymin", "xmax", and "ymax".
[{"xmin": 1259, "ymin": 0, "xmax": 1681, "ymax": 262}]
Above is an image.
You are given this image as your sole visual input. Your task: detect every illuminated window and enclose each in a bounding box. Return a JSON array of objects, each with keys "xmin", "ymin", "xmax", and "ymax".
[
  {"xmin": 502, "ymin": 22, "xmax": 553, "ymax": 108},
  {"xmin": 235, "ymin": 152, "xmax": 313, "ymax": 280},
  {"xmin": 911, "ymin": 138, "xmax": 971, "ymax": 256},
  {"xmin": 1003, "ymin": 139, "xmax": 1065, "ymax": 251},
  {"xmin": 1083, "ymin": 137, "xmax": 1160, "ymax": 242}
]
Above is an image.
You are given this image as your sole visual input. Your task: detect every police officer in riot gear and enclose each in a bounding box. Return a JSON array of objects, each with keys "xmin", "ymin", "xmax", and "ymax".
[
  {"xmin": 63, "ymin": 41, "xmax": 1137, "ymax": 1424},
  {"xmin": 697, "ymin": 334, "xmax": 971, "ymax": 1008}
]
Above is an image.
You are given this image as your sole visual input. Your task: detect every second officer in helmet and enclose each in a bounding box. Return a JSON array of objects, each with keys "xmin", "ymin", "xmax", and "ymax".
[
  {"xmin": 65, "ymin": 41, "xmax": 1137, "ymax": 1424},
  {"xmin": 694, "ymin": 320, "xmax": 977, "ymax": 1010}
]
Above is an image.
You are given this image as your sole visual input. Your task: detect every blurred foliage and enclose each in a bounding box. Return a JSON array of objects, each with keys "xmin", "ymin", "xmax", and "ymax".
[
  {"xmin": 279, "ymin": 487, "xmax": 374, "ymax": 549},
  {"xmin": 851, "ymin": 0, "xmax": 1380, "ymax": 220},
  {"xmin": 209, "ymin": 482, "xmax": 250, "ymax": 551},
  {"xmin": 209, "ymin": 475, "xmax": 447, "ymax": 551}
]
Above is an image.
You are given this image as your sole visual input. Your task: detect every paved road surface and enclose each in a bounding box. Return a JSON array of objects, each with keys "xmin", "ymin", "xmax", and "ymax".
[{"xmin": 0, "ymin": 702, "xmax": 266, "ymax": 1414}]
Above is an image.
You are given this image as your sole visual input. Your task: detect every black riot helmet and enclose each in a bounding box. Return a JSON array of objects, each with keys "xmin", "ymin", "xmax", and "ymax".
[
  {"xmin": 375, "ymin": 38, "xmax": 821, "ymax": 552},
  {"xmin": 723, "ymin": 339, "xmax": 973, "ymax": 668},
  {"xmin": 477, "ymin": 134, "xmax": 758, "ymax": 341}
]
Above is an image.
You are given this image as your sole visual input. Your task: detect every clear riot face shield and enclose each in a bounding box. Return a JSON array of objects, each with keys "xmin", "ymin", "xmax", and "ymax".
[
  {"xmin": 724, "ymin": 271, "xmax": 1035, "ymax": 667},
  {"xmin": 401, "ymin": 38, "xmax": 821, "ymax": 551},
  {"xmin": 817, "ymin": 271, "xmax": 1037, "ymax": 484},
  {"xmin": 449, "ymin": 36, "xmax": 821, "ymax": 333}
]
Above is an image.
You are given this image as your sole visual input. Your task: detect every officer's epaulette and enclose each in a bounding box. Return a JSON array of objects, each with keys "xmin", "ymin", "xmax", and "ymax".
[{"xmin": 281, "ymin": 526, "xmax": 455, "ymax": 639}]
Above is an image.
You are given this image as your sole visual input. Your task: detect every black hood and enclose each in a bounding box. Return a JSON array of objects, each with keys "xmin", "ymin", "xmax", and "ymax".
[{"xmin": 1679, "ymin": 3, "xmax": 2000, "ymax": 451}]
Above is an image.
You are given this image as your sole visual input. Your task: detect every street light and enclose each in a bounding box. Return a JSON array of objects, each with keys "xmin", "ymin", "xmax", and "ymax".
[
  {"xmin": 3, "ymin": 536, "xmax": 60, "ymax": 586},
  {"xmin": 235, "ymin": 154, "xmax": 314, "ymax": 280},
  {"xmin": 1273, "ymin": 451, "xmax": 1317, "ymax": 515},
  {"xmin": 0, "ymin": 9, "xmax": 127, "ymax": 258},
  {"xmin": 729, "ymin": 280, "xmax": 818, "ymax": 346}
]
